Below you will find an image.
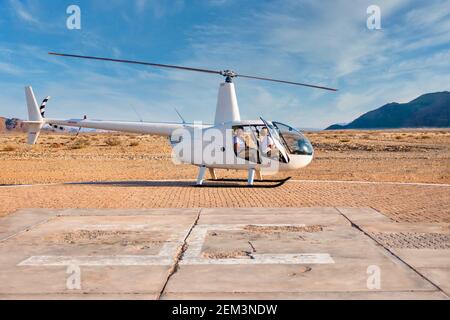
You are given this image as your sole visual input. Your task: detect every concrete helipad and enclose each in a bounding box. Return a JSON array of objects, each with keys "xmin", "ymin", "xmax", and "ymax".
[{"xmin": 0, "ymin": 208, "xmax": 448, "ymax": 300}]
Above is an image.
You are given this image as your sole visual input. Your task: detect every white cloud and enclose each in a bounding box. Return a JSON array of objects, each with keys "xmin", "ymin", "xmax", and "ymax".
[
  {"xmin": 0, "ymin": 62, "xmax": 23, "ymax": 75},
  {"xmin": 8, "ymin": 0, "xmax": 39, "ymax": 25},
  {"xmin": 134, "ymin": 0, "xmax": 185, "ymax": 17},
  {"xmin": 405, "ymin": 0, "xmax": 450, "ymax": 27}
]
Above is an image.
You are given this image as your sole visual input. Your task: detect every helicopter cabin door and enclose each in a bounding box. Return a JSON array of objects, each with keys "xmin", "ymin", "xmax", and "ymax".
[{"xmin": 260, "ymin": 117, "xmax": 290, "ymax": 164}]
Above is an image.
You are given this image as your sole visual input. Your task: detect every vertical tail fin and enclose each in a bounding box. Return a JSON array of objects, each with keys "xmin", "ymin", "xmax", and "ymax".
[
  {"xmin": 25, "ymin": 86, "xmax": 44, "ymax": 145},
  {"xmin": 25, "ymin": 86, "xmax": 42, "ymax": 122}
]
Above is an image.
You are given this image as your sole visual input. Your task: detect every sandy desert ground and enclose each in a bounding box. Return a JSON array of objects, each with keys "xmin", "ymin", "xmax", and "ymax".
[
  {"xmin": 0, "ymin": 129, "xmax": 449, "ymax": 185},
  {"xmin": 0, "ymin": 129, "xmax": 449, "ymax": 222}
]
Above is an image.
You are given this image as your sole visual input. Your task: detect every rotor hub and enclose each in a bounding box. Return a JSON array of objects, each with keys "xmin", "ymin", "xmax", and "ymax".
[{"xmin": 220, "ymin": 70, "xmax": 237, "ymax": 83}]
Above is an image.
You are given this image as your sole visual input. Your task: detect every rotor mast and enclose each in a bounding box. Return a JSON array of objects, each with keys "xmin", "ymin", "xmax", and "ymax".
[{"xmin": 214, "ymin": 75, "xmax": 241, "ymax": 125}]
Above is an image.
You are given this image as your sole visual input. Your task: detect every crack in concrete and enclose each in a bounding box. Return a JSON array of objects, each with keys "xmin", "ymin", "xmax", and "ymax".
[
  {"xmin": 156, "ymin": 209, "xmax": 202, "ymax": 300},
  {"xmin": 336, "ymin": 208, "xmax": 449, "ymax": 299},
  {"xmin": 0, "ymin": 215, "xmax": 59, "ymax": 243},
  {"xmin": 248, "ymin": 241, "xmax": 256, "ymax": 253}
]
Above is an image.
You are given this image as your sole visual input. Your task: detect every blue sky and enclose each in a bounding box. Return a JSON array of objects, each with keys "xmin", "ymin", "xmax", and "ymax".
[{"xmin": 1, "ymin": 0, "xmax": 449, "ymax": 128}]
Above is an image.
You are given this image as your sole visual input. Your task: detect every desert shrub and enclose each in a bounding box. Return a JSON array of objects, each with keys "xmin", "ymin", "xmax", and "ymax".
[
  {"xmin": 340, "ymin": 139, "xmax": 350, "ymax": 143},
  {"xmin": 2, "ymin": 145, "xmax": 16, "ymax": 152},
  {"xmin": 105, "ymin": 137, "xmax": 122, "ymax": 146},
  {"xmin": 69, "ymin": 139, "xmax": 90, "ymax": 150},
  {"xmin": 130, "ymin": 141, "xmax": 140, "ymax": 147},
  {"xmin": 50, "ymin": 143, "xmax": 62, "ymax": 148}
]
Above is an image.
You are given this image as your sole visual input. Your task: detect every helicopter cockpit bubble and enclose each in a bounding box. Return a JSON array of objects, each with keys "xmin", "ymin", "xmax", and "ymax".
[{"xmin": 272, "ymin": 122, "xmax": 314, "ymax": 156}]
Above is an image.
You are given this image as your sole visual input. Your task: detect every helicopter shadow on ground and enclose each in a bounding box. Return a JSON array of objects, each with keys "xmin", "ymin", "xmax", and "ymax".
[{"xmin": 65, "ymin": 177, "xmax": 291, "ymax": 189}]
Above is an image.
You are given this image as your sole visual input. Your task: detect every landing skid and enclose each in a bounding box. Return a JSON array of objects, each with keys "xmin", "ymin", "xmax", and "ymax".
[{"xmin": 196, "ymin": 177, "xmax": 292, "ymax": 188}]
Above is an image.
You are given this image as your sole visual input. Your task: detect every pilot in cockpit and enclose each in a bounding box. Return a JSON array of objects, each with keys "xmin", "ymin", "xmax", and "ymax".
[
  {"xmin": 259, "ymin": 127, "xmax": 274, "ymax": 157},
  {"xmin": 233, "ymin": 126, "xmax": 247, "ymax": 157}
]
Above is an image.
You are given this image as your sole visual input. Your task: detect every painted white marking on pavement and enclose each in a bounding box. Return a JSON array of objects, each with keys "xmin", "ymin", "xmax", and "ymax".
[
  {"xmin": 182, "ymin": 224, "xmax": 333, "ymax": 266},
  {"xmin": 18, "ymin": 253, "xmax": 334, "ymax": 266},
  {"xmin": 17, "ymin": 224, "xmax": 334, "ymax": 267},
  {"xmin": 183, "ymin": 227, "xmax": 208, "ymax": 258},
  {"xmin": 181, "ymin": 253, "xmax": 335, "ymax": 265},
  {"xmin": 18, "ymin": 255, "xmax": 173, "ymax": 266},
  {"xmin": 183, "ymin": 224, "xmax": 306, "ymax": 259},
  {"xmin": 18, "ymin": 226, "xmax": 193, "ymax": 267}
]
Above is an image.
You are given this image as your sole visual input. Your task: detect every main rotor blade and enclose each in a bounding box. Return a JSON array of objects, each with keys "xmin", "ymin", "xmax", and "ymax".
[
  {"xmin": 237, "ymin": 74, "xmax": 338, "ymax": 91},
  {"xmin": 49, "ymin": 52, "xmax": 337, "ymax": 91},
  {"xmin": 48, "ymin": 52, "xmax": 222, "ymax": 75}
]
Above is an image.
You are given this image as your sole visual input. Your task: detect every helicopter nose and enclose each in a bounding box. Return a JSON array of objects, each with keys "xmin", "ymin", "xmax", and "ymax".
[{"xmin": 287, "ymin": 153, "xmax": 314, "ymax": 169}]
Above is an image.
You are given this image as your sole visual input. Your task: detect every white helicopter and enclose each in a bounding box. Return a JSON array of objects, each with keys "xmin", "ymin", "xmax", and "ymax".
[{"xmin": 24, "ymin": 52, "xmax": 337, "ymax": 186}]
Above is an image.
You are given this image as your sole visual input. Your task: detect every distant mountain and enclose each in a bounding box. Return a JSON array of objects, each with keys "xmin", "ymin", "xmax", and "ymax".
[
  {"xmin": 0, "ymin": 117, "xmax": 27, "ymax": 133},
  {"xmin": 326, "ymin": 92, "xmax": 450, "ymax": 130}
]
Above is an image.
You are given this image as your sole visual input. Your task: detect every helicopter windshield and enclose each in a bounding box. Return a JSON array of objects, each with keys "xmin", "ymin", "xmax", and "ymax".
[{"xmin": 272, "ymin": 122, "xmax": 314, "ymax": 156}]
